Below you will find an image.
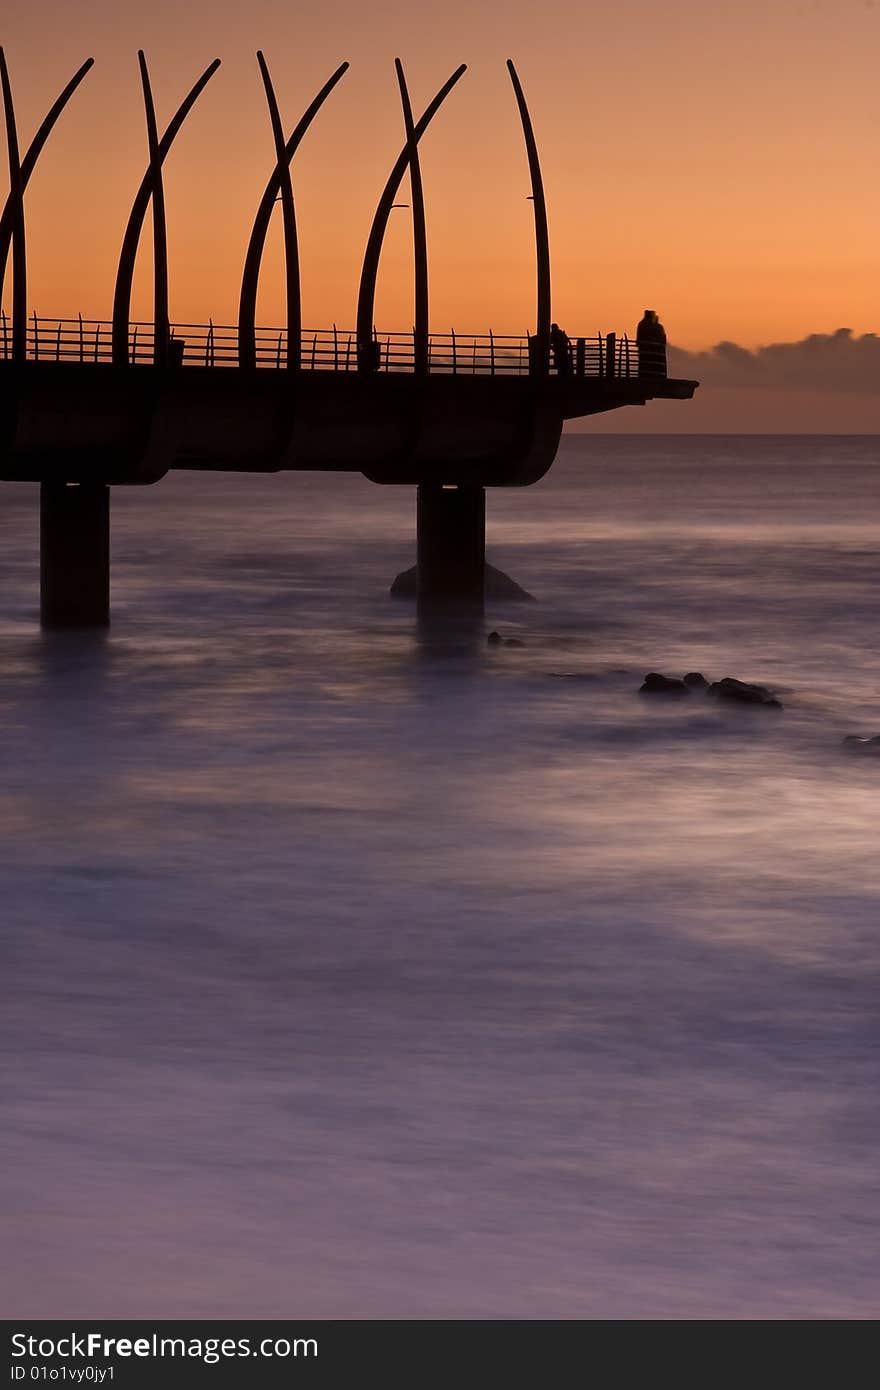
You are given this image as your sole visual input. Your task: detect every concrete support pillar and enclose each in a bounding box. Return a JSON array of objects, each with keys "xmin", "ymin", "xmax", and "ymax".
[
  {"xmin": 416, "ymin": 483, "xmax": 485, "ymax": 608},
  {"xmin": 40, "ymin": 482, "xmax": 110, "ymax": 628}
]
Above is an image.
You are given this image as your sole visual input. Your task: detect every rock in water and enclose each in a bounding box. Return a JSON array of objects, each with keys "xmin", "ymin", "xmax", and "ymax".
[
  {"xmin": 683, "ymin": 671, "xmax": 709, "ymax": 690},
  {"xmin": 639, "ymin": 672, "xmax": 691, "ymax": 696},
  {"xmin": 390, "ymin": 563, "xmax": 536, "ymax": 601},
  {"xmin": 485, "ymin": 565, "xmax": 536, "ymax": 601},
  {"xmin": 843, "ymin": 734, "xmax": 880, "ymax": 751},
  {"xmin": 389, "ymin": 566, "xmax": 418, "ymax": 598},
  {"xmin": 487, "ymin": 631, "xmax": 503, "ymax": 646},
  {"xmin": 707, "ymin": 677, "xmax": 782, "ymax": 709}
]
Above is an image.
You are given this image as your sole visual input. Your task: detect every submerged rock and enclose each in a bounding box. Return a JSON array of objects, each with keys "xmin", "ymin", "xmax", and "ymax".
[
  {"xmin": 639, "ymin": 672, "xmax": 691, "ymax": 696},
  {"xmin": 390, "ymin": 563, "xmax": 536, "ymax": 601},
  {"xmin": 487, "ymin": 631, "xmax": 503, "ymax": 645},
  {"xmin": 485, "ymin": 566, "xmax": 536, "ymax": 602},
  {"xmin": 638, "ymin": 669, "xmax": 783, "ymax": 708},
  {"xmin": 843, "ymin": 734, "xmax": 880, "ymax": 751},
  {"xmin": 390, "ymin": 565, "xmax": 419, "ymax": 598},
  {"xmin": 707, "ymin": 677, "xmax": 782, "ymax": 709}
]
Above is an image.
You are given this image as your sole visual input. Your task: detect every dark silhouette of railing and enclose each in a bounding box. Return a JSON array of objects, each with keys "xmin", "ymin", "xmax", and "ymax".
[
  {"xmin": 1, "ymin": 50, "xmax": 676, "ymax": 386},
  {"xmin": 0, "ymin": 313, "xmax": 667, "ymax": 379}
]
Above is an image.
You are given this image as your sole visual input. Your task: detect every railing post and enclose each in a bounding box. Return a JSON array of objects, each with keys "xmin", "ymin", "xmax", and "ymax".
[
  {"xmin": 32, "ymin": 310, "xmax": 38, "ymax": 361},
  {"xmin": 451, "ymin": 328, "xmax": 457, "ymax": 375},
  {"xmin": 364, "ymin": 324, "xmax": 379, "ymax": 373},
  {"xmin": 575, "ymin": 337, "xmax": 585, "ymax": 377},
  {"xmin": 489, "ymin": 328, "xmax": 495, "ymax": 376},
  {"xmin": 605, "ymin": 332, "xmax": 615, "ymax": 380}
]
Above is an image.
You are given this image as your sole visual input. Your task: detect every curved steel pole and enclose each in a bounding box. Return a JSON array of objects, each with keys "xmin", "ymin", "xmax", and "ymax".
[
  {"xmin": 138, "ymin": 53, "xmax": 169, "ymax": 367},
  {"xmin": 356, "ymin": 63, "xmax": 466, "ymax": 373},
  {"xmin": 506, "ymin": 59, "xmax": 550, "ymax": 378},
  {"xmin": 112, "ymin": 57, "xmax": 221, "ymax": 367},
  {"xmin": 238, "ymin": 60, "xmax": 349, "ymax": 370},
  {"xmin": 0, "ymin": 49, "xmax": 26, "ymax": 362},
  {"xmin": 255, "ymin": 52, "xmax": 298, "ymax": 370},
  {"xmin": 394, "ymin": 59, "xmax": 428, "ymax": 378},
  {"xmin": 0, "ymin": 57, "xmax": 94, "ymax": 320}
]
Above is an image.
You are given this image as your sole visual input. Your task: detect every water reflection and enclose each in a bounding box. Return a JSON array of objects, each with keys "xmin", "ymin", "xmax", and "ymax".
[{"xmin": 3, "ymin": 440, "xmax": 880, "ymax": 1318}]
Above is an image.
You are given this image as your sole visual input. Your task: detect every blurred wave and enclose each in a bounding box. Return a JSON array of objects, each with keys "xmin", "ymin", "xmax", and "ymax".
[{"xmin": 2, "ymin": 435, "xmax": 880, "ymax": 1317}]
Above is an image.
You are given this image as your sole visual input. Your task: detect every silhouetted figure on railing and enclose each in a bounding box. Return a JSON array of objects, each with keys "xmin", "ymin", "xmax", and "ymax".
[
  {"xmin": 636, "ymin": 309, "xmax": 667, "ymax": 378},
  {"xmin": 550, "ymin": 322, "xmax": 571, "ymax": 377}
]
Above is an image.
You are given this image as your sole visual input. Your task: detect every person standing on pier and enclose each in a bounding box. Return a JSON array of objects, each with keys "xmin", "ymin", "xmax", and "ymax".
[
  {"xmin": 636, "ymin": 309, "xmax": 667, "ymax": 378},
  {"xmin": 550, "ymin": 322, "xmax": 572, "ymax": 377}
]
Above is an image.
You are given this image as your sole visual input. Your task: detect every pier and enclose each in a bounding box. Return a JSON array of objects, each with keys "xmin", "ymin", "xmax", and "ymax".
[{"xmin": 0, "ymin": 48, "xmax": 698, "ymax": 625}]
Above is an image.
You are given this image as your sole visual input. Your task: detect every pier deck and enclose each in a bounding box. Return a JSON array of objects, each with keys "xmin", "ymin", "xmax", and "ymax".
[{"xmin": 0, "ymin": 319, "xmax": 697, "ymax": 488}]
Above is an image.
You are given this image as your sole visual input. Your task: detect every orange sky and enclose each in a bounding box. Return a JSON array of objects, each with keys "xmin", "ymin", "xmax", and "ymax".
[{"xmin": 2, "ymin": 0, "xmax": 879, "ymax": 427}]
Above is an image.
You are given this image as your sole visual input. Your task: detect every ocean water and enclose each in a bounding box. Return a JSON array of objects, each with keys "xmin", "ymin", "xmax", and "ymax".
[{"xmin": 2, "ymin": 434, "xmax": 880, "ymax": 1320}]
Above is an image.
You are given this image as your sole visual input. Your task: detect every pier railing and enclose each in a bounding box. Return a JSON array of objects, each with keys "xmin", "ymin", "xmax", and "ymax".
[{"xmin": 0, "ymin": 313, "xmax": 667, "ymax": 379}]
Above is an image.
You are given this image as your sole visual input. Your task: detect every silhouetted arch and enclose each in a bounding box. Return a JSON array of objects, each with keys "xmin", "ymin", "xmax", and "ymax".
[
  {"xmin": 238, "ymin": 59, "xmax": 349, "ymax": 371},
  {"xmin": 394, "ymin": 60, "xmax": 428, "ymax": 378},
  {"xmin": 112, "ymin": 57, "xmax": 221, "ymax": 368},
  {"xmin": 506, "ymin": 59, "xmax": 550, "ymax": 378},
  {"xmin": 0, "ymin": 55, "xmax": 94, "ymax": 351},
  {"xmin": 356, "ymin": 63, "xmax": 466, "ymax": 373},
  {"xmin": 257, "ymin": 53, "xmax": 296, "ymax": 369},
  {"xmin": 0, "ymin": 49, "xmax": 26, "ymax": 362},
  {"xmin": 137, "ymin": 53, "xmax": 169, "ymax": 367}
]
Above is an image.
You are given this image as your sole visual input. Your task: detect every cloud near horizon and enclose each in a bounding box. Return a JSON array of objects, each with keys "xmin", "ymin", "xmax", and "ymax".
[
  {"xmin": 578, "ymin": 329, "xmax": 880, "ymax": 431},
  {"xmin": 669, "ymin": 329, "xmax": 880, "ymax": 394}
]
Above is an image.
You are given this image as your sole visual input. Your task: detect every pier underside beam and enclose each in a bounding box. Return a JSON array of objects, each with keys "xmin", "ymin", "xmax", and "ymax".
[
  {"xmin": 416, "ymin": 483, "xmax": 485, "ymax": 607},
  {"xmin": 40, "ymin": 482, "xmax": 110, "ymax": 627}
]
